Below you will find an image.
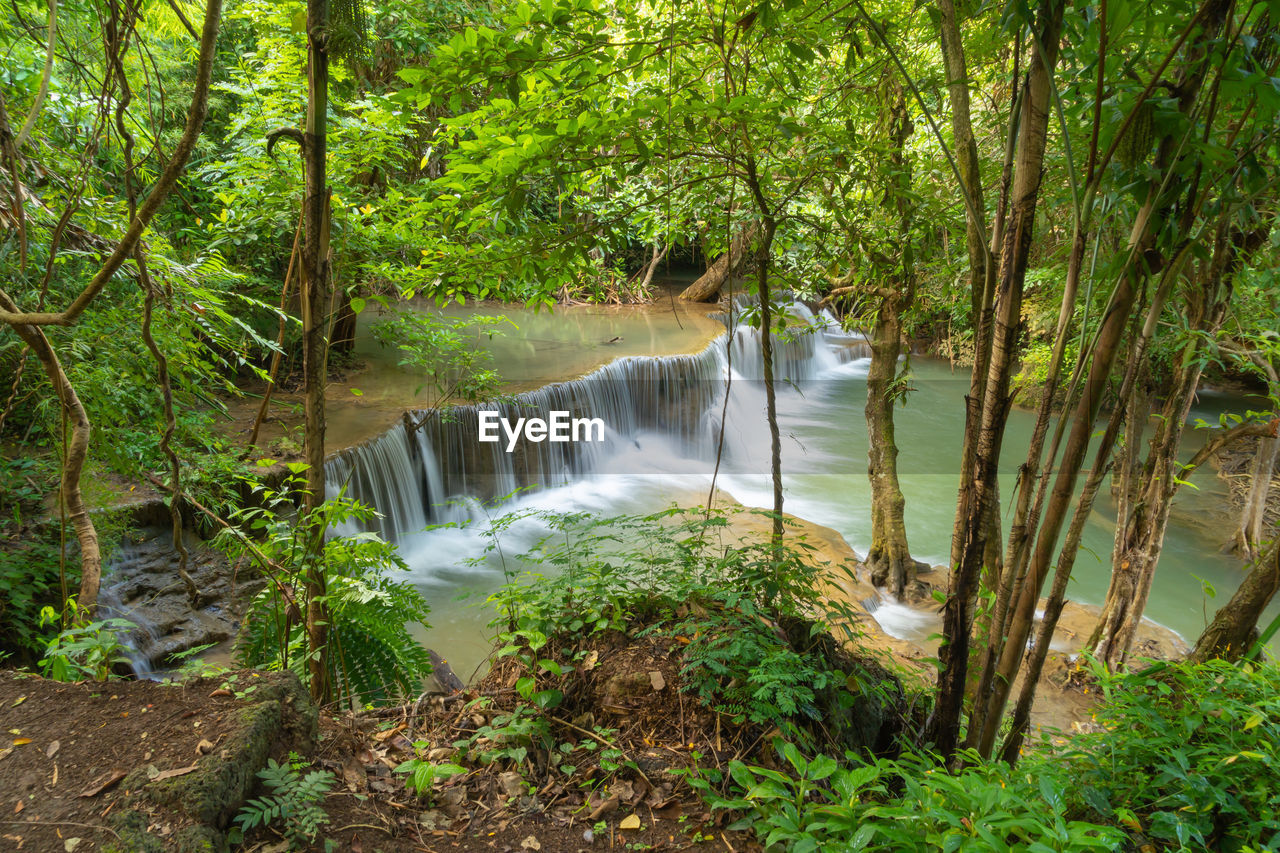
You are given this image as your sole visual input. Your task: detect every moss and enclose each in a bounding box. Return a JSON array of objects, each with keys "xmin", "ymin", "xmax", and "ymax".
[{"xmin": 108, "ymin": 671, "xmax": 317, "ymax": 852}]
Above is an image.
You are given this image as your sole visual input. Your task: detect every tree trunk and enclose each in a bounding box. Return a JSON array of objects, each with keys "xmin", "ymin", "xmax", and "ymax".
[
  {"xmin": 679, "ymin": 221, "xmax": 758, "ymax": 302},
  {"xmin": 638, "ymin": 242, "xmax": 671, "ymax": 292},
  {"xmin": 931, "ymin": 0, "xmax": 1064, "ymax": 759},
  {"xmin": 865, "ymin": 300, "xmax": 917, "ymax": 597},
  {"xmin": 0, "ymin": 305, "xmax": 100, "ymax": 615},
  {"xmin": 756, "ymin": 218, "xmax": 783, "ymax": 547},
  {"xmin": 330, "ymin": 290, "xmax": 357, "ymax": 357},
  {"xmin": 1090, "ymin": 221, "xmax": 1266, "ymax": 668},
  {"xmin": 1237, "ymin": 429, "xmax": 1278, "ymax": 558},
  {"xmin": 1190, "ymin": 536, "xmax": 1280, "ymax": 663},
  {"xmin": 937, "ymin": 0, "xmax": 989, "ymax": 323},
  {"xmin": 865, "ymin": 83, "xmax": 921, "ymax": 598},
  {"xmin": 302, "ymin": 0, "xmax": 332, "ymax": 704}
]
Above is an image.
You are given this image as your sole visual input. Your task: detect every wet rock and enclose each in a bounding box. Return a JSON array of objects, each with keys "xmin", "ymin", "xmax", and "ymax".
[{"xmin": 99, "ymin": 528, "xmax": 258, "ymax": 675}]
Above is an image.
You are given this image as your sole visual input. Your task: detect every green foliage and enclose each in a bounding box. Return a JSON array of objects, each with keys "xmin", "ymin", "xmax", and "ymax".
[
  {"xmin": 1062, "ymin": 658, "xmax": 1280, "ymax": 851},
  {"xmin": 233, "ymin": 755, "xmax": 335, "ymax": 851},
  {"xmin": 368, "ymin": 308, "xmax": 512, "ymax": 402},
  {"xmin": 394, "ymin": 748, "xmax": 467, "ymax": 800},
  {"xmin": 482, "ymin": 507, "xmax": 887, "ymax": 745},
  {"xmin": 704, "ymin": 743, "xmax": 1123, "ymax": 853},
  {"xmin": 694, "ymin": 659, "xmax": 1280, "ymax": 851},
  {"xmin": 217, "ymin": 476, "xmax": 433, "ymax": 706},
  {"xmin": 0, "ymin": 537, "xmax": 66, "ymax": 662},
  {"xmin": 0, "ymin": 456, "xmax": 47, "ymax": 523},
  {"xmin": 665, "ymin": 600, "xmax": 836, "ymax": 732},
  {"xmin": 37, "ymin": 609, "xmax": 136, "ymax": 682}
]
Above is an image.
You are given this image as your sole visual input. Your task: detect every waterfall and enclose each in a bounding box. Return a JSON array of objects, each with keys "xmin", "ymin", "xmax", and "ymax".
[
  {"xmin": 99, "ymin": 582, "xmax": 160, "ymax": 679},
  {"xmin": 327, "ymin": 420, "xmax": 430, "ymax": 542},
  {"xmin": 324, "ymin": 297, "xmax": 867, "ymax": 543}
]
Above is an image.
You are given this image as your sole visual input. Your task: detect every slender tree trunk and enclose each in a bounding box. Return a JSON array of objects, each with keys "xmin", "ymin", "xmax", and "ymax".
[
  {"xmin": 302, "ymin": 0, "xmax": 332, "ymax": 704},
  {"xmin": 756, "ymin": 218, "xmax": 783, "ymax": 547},
  {"xmin": 1191, "ymin": 535, "xmax": 1280, "ymax": 662},
  {"xmin": 638, "ymin": 242, "xmax": 671, "ymax": 292},
  {"xmin": 1237, "ymin": 435, "xmax": 1278, "ymax": 557},
  {"xmin": 0, "ymin": 303, "xmax": 100, "ymax": 614},
  {"xmin": 865, "ymin": 300, "xmax": 916, "ymax": 596},
  {"xmin": 1091, "ymin": 222, "xmax": 1266, "ymax": 668},
  {"xmin": 937, "ymin": 0, "xmax": 988, "ymax": 323},
  {"xmin": 931, "ymin": 0, "xmax": 1064, "ymax": 759},
  {"xmin": 865, "ymin": 83, "xmax": 920, "ymax": 598}
]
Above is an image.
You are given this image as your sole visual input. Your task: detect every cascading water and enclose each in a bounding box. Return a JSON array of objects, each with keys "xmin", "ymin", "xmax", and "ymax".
[
  {"xmin": 98, "ymin": 584, "xmax": 160, "ymax": 679},
  {"xmin": 323, "ymin": 300, "xmax": 866, "ymax": 538},
  {"xmin": 327, "ymin": 420, "xmax": 431, "ymax": 542}
]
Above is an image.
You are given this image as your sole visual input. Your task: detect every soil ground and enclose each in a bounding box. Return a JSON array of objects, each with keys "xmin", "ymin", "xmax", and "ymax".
[{"xmin": 0, "ymin": 673, "xmax": 259, "ymax": 851}]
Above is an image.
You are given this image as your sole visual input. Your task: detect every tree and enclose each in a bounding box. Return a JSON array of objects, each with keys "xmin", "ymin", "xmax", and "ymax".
[
  {"xmin": 930, "ymin": 0, "xmax": 1066, "ymax": 759},
  {"xmin": 0, "ymin": 0, "xmax": 224, "ymax": 617},
  {"xmin": 1191, "ymin": 533, "xmax": 1280, "ymax": 662}
]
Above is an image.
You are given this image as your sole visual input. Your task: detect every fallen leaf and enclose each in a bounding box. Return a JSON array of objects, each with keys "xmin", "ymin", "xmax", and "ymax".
[
  {"xmin": 372, "ymin": 725, "xmax": 404, "ymax": 742},
  {"xmin": 387, "ymin": 733, "xmax": 415, "ymax": 755},
  {"xmin": 613, "ymin": 779, "xmax": 637, "ymax": 804},
  {"xmin": 341, "ymin": 755, "xmax": 367, "ymax": 792},
  {"xmin": 499, "ymin": 771, "xmax": 525, "ymax": 799},
  {"xmin": 51, "ymin": 765, "xmax": 58, "ymax": 787},
  {"xmin": 195, "ymin": 739, "xmax": 214, "ymax": 756},
  {"xmin": 150, "ymin": 765, "xmax": 199, "ymax": 782},
  {"xmin": 619, "ymin": 813, "xmax": 642, "ymax": 830},
  {"xmin": 582, "ymin": 650, "xmax": 599, "ymax": 671},
  {"xmin": 654, "ymin": 801, "xmax": 683, "ymax": 820},
  {"xmin": 14, "ymin": 801, "xmax": 24, "ymax": 814},
  {"xmin": 589, "ymin": 794, "xmax": 620, "ymax": 820},
  {"xmin": 10, "ymin": 696, "xmax": 25, "ymax": 708},
  {"xmin": 0, "ymin": 748, "xmax": 12, "ymax": 763},
  {"xmin": 45, "ymin": 741, "xmax": 60, "ymax": 759},
  {"xmin": 208, "ymin": 688, "xmax": 231, "ymax": 698},
  {"xmin": 12, "ymin": 738, "xmax": 31, "ymax": 746},
  {"xmin": 64, "ymin": 837, "xmax": 81, "ymax": 852},
  {"xmin": 648, "ymin": 671, "xmax": 666, "ymax": 692},
  {"xmin": 520, "ymin": 835, "xmax": 541, "ymax": 851},
  {"xmin": 79, "ymin": 769, "xmax": 127, "ymax": 798}
]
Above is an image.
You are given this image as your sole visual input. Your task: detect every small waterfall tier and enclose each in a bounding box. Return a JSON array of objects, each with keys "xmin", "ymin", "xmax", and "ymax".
[{"xmin": 325, "ymin": 298, "xmax": 869, "ymax": 543}]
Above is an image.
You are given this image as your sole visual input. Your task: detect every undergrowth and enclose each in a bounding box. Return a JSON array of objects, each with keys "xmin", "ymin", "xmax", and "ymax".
[{"xmin": 397, "ymin": 508, "xmax": 1280, "ymax": 852}]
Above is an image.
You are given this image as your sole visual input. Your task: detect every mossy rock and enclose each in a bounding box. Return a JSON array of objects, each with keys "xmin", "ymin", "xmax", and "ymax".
[{"xmin": 108, "ymin": 671, "xmax": 317, "ymax": 852}]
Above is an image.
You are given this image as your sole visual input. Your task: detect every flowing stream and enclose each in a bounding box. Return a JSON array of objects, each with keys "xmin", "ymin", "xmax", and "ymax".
[{"xmin": 325, "ymin": 298, "xmax": 1268, "ymax": 678}]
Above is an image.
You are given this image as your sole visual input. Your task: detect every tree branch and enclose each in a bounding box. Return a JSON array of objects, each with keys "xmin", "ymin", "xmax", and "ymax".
[{"xmin": 0, "ymin": 0, "xmax": 223, "ymax": 327}]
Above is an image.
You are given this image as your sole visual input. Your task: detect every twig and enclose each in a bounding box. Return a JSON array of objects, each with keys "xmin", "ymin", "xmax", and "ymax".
[{"xmin": 545, "ymin": 714, "xmax": 653, "ymax": 789}]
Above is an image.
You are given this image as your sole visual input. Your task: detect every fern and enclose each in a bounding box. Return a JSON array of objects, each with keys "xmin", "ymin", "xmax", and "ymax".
[
  {"xmin": 234, "ymin": 756, "xmax": 334, "ymax": 850},
  {"xmin": 219, "ymin": 483, "xmax": 433, "ymax": 707}
]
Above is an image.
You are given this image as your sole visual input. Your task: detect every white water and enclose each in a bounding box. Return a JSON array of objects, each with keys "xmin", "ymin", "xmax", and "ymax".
[{"xmin": 325, "ymin": 299, "xmax": 1266, "ymax": 676}]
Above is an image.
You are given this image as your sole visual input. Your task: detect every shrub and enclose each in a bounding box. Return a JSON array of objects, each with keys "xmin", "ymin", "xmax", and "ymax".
[
  {"xmin": 706, "ymin": 743, "xmax": 1123, "ymax": 852},
  {"xmin": 1061, "ymin": 658, "xmax": 1280, "ymax": 851},
  {"xmin": 217, "ymin": 473, "xmax": 433, "ymax": 706}
]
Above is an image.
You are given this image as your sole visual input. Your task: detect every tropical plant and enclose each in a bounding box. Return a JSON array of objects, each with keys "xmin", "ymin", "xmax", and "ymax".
[
  {"xmin": 232, "ymin": 754, "xmax": 335, "ymax": 851},
  {"xmin": 37, "ymin": 609, "xmax": 136, "ymax": 682},
  {"xmin": 216, "ymin": 473, "xmax": 433, "ymax": 706}
]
